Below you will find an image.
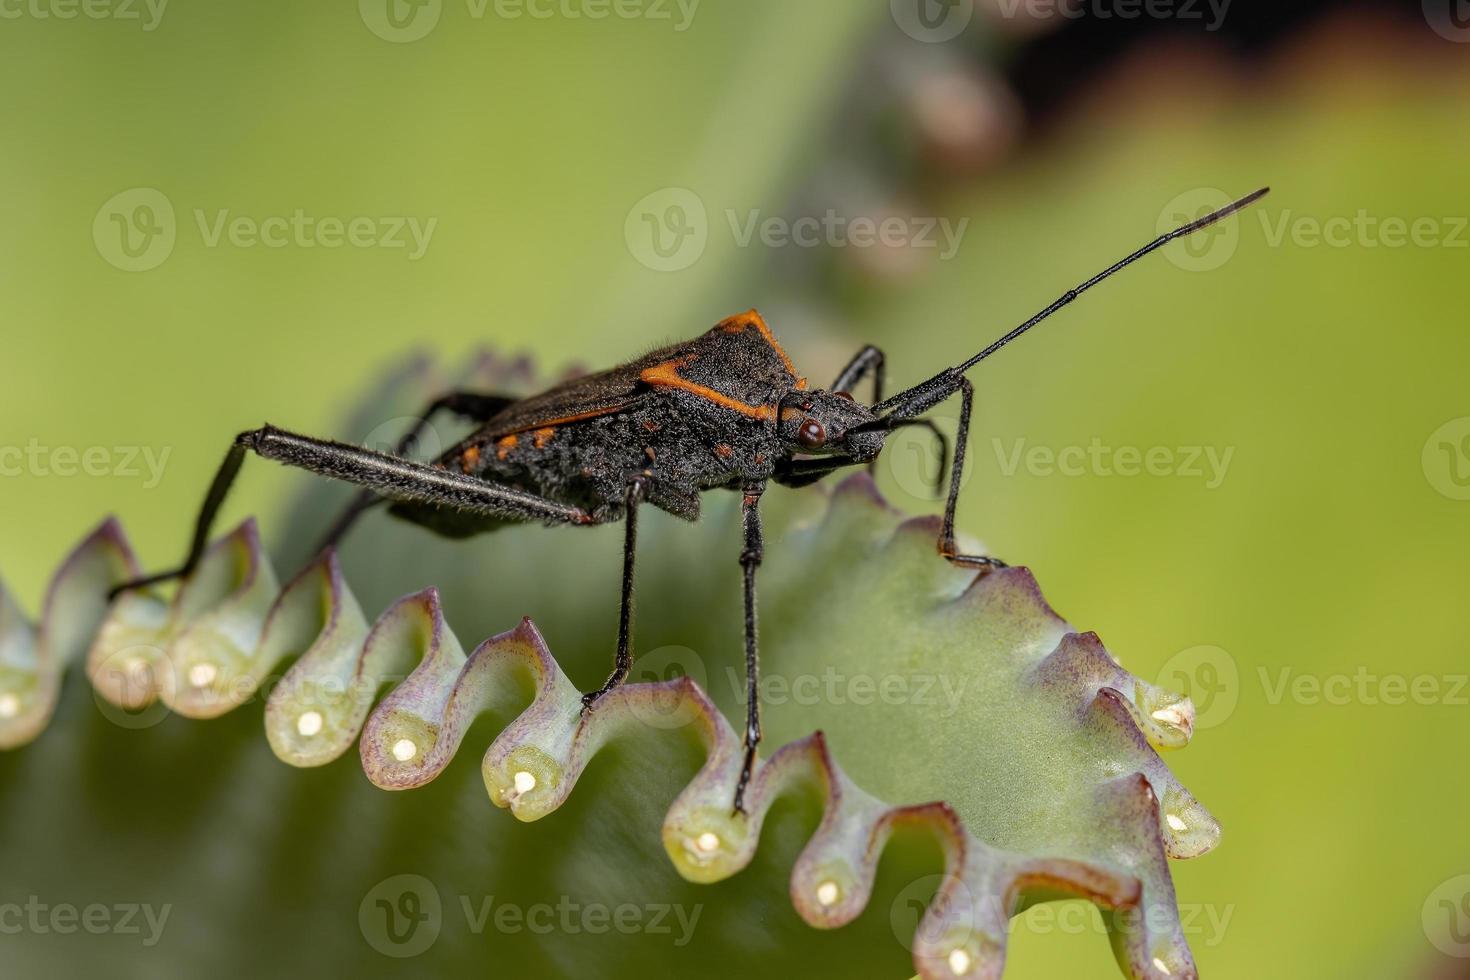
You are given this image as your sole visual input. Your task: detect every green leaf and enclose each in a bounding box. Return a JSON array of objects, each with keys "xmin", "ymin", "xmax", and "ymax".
[{"xmin": 0, "ymin": 360, "xmax": 1213, "ymax": 979}]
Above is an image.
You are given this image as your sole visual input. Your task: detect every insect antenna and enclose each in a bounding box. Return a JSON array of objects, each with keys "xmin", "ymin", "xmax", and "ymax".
[{"xmin": 864, "ymin": 187, "xmax": 1270, "ymax": 425}]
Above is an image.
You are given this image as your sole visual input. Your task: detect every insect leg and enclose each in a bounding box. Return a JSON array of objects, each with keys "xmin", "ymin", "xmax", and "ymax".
[
  {"xmin": 312, "ymin": 390, "xmax": 516, "ymax": 556},
  {"xmin": 732, "ymin": 480, "xmax": 766, "ymax": 814},
  {"xmin": 831, "ymin": 347, "xmax": 888, "ymax": 479},
  {"xmin": 832, "ymin": 345, "xmax": 885, "ymax": 402},
  {"xmin": 771, "ymin": 454, "xmax": 865, "ymax": 489},
  {"xmin": 109, "ymin": 424, "xmax": 593, "ymax": 599},
  {"xmin": 936, "ymin": 377, "xmax": 1007, "ymax": 570},
  {"xmin": 580, "ymin": 474, "xmax": 650, "ymax": 711},
  {"xmin": 832, "ymin": 347, "xmax": 945, "ymax": 488},
  {"xmin": 108, "ymin": 435, "xmax": 251, "ymax": 597}
]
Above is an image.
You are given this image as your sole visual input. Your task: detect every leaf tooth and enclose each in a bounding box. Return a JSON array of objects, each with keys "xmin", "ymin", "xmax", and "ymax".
[
  {"xmin": 158, "ymin": 519, "xmax": 280, "ymax": 719},
  {"xmin": 7, "ymin": 518, "xmax": 151, "ymax": 745},
  {"xmin": 1032, "ymin": 630, "xmax": 1119, "ymax": 692},
  {"xmin": 0, "ymin": 575, "xmax": 42, "ymax": 749},
  {"xmin": 787, "ymin": 736, "xmax": 890, "ymax": 928},
  {"xmin": 831, "ymin": 470, "xmax": 900, "ymax": 513},
  {"xmin": 1035, "ymin": 632, "xmax": 1195, "ymax": 750},
  {"xmin": 953, "ymin": 565, "xmax": 1066, "ymax": 633},
  {"xmin": 885, "ymin": 516, "xmax": 977, "ymax": 599},
  {"xmin": 476, "ymin": 620, "xmax": 590, "ymax": 821},
  {"xmin": 1096, "ymin": 774, "xmax": 1202, "ymax": 980},
  {"xmin": 1084, "ymin": 691, "xmax": 1220, "ymax": 859},
  {"xmin": 657, "ymin": 689, "xmax": 776, "ymax": 884},
  {"xmin": 359, "ymin": 589, "xmax": 468, "ymax": 790},
  {"xmin": 262, "ymin": 552, "xmax": 375, "ymax": 767}
]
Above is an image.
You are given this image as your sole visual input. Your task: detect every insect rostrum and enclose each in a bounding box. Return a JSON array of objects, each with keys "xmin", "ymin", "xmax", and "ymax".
[{"xmin": 111, "ymin": 188, "xmax": 1268, "ymax": 813}]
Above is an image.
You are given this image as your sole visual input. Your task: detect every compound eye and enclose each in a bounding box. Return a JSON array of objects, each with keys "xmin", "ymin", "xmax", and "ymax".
[{"xmin": 797, "ymin": 418, "xmax": 827, "ymax": 449}]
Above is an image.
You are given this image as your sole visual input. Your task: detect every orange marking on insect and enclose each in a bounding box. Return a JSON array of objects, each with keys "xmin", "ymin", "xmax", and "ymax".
[
  {"xmin": 717, "ymin": 309, "xmax": 807, "ymax": 389},
  {"xmin": 496, "ymin": 435, "xmax": 518, "ymax": 461},
  {"xmin": 714, "ymin": 443, "xmax": 734, "ymax": 459},
  {"xmin": 640, "ymin": 355, "xmax": 775, "ymax": 421},
  {"xmin": 496, "ymin": 404, "xmax": 629, "ymax": 439},
  {"xmin": 533, "ymin": 427, "xmax": 555, "ymax": 448},
  {"xmin": 461, "ymin": 445, "xmax": 481, "ymax": 473},
  {"xmin": 779, "ymin": 406, "xmax": 803, "ymax": 422},
  {"xmin": 642, "ymin": 419, "xmax": 661, "ymax": 432}
]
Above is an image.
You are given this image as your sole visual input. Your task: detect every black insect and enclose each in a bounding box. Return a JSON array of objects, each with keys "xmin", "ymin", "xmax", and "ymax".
[{"xmin": 113, "ymin": 188, "xmax": 1268, "ymax": 812}]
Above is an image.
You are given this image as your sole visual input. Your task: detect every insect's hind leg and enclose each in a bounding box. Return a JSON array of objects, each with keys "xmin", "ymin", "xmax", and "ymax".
[
  {"xmin": 108, "ymin": 433, "xmax": 252, "ymax": 598},
  {"xmin": 579, "ymin": 473, "xmax": 652, "ymax": 712},
  {"xmin": 311, "ymin": 389, "xmax": 516, "ymax": 557},
  {"xmin": 732, "ymin": 480, "xmax": 766, "ymax": 814},
  {"xmin": 109, "ymin": 424, "xmax": 592, "ymax": 600}
]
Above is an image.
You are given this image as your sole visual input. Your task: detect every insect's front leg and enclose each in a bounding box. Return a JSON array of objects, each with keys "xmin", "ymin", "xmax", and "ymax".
[
  {"xmin": 732, "ymin": 480, "xmax": 766, "ymax": 814},
  {"xmin": 834, "ymin": 345, "xmax": 947, "ymax": 491},
  {"xmin": 832, "ymin": 344, "xmax": 885, "ymax": 402},
  {"xmin": 936, "ymin": 376, "xmax": 1006, "ymax": 570},
  {"xmin": 878, "ymin": 373, "xmax": 1007, "ymax": 570},
  {"xmin": 580, "ymin": 472, "xmax": 652, "ymax": 712}
]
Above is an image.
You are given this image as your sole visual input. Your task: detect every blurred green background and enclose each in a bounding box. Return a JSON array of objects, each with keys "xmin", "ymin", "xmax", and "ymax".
[{"xmin": 3, "ymin": 1, "xmax": 1469, "ymax": 977}]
